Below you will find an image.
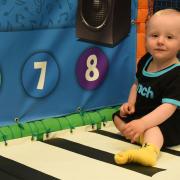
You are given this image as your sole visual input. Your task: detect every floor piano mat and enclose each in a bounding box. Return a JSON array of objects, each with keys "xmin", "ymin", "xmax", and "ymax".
[{"xmin": 0, "ymin": 122, "xmax": 179, "ymax": 180}]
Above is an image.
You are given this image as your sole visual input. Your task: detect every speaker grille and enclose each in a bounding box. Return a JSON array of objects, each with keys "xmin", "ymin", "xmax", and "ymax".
[{"xmin": 81, "ymin": 0, "xmax": 109, "ymax": 30}]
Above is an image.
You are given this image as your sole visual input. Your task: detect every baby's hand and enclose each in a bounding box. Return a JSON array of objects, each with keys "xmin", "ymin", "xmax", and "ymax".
[
  {"xmin": 122, "ymin": 119, "xmax": 146, "ymax": 143},
  {"xmin": 120, "ymin": 103, "xmax": 135, "ymax": 117}
]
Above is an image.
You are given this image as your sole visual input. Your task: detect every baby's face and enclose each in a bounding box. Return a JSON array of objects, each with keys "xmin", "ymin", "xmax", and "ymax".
[{"xmin": 145, "ymin": 13, "xmax": 180, "ymax": 62}]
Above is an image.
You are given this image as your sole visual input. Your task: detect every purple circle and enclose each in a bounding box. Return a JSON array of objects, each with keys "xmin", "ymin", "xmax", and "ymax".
[{"xmin": 76, "ymin": 47, "xmax": 108, "ymax": 90}]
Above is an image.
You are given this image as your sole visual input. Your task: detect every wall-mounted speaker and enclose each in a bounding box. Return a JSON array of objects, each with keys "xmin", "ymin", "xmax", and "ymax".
[{"xmin": 76, "ymin": 0, "xmax": 131, "ymax": 46}]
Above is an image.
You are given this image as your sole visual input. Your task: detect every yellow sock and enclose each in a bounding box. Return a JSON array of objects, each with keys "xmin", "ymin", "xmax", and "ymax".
[{"xmin": 114, "ymin": 143, "xmax": 160, "ymax": 166}]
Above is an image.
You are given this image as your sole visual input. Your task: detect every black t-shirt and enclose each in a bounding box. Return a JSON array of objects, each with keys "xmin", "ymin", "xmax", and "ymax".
[{"xmin": 135, "ymin": 53, "xmax": 180, "ymax": 119}]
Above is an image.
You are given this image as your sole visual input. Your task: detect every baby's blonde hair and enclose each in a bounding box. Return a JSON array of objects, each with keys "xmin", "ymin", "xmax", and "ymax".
[{"xmin": 146, "ymin": 9, "xmax": 180, "ymax": 30}]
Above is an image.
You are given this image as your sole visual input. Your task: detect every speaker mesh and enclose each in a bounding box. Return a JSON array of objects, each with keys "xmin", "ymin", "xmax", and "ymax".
[{"xmin": 81, "ymin": 0, "xmax": 109, "ymax": 29}]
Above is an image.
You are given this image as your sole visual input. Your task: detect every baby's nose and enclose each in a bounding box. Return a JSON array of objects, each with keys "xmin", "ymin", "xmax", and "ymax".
[{"xmin": 157, "ymin": 36, "xmax": 165, "ymax": 45}]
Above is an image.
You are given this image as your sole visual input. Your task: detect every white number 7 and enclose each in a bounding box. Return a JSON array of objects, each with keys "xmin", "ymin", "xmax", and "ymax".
[{"xmin": 34, "ymin": 61, "xmax": 47, "ymax": 90}]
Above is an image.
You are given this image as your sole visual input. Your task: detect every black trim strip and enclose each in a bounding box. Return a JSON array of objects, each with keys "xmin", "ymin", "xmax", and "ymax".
[
  {"xmin": 92, "ymin": 130, "xmax": 180, "ymax": 156},
  {"xmin": 161, "ymin": 147, "xmax": 180, "ymax": 156},
  {"xmin": 0, "ymin": 170, "xmax": 19, "ymax": 180},
  {"xmin": 44, "ymin": 138, "xmax": 165, "ymax": 177},
  {"xmin": 93, "ymin": 130, "xmax": 130, "ymax": 143},
  {"xmin": 0, "ymin": 155, "xmax": 59, "ymax": 180}
]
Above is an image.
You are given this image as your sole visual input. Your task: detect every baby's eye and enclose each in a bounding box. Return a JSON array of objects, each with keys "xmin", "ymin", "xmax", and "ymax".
[
  {"xmin": 151, "ymin": 34, "xmax": 158, "ymax": 38},
  {"xmin": 167, "ymin": 35, "xmax": 173, "ymax": 39}
]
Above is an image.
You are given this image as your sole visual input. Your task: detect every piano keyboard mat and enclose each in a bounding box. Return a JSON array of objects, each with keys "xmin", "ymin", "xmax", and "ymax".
[{"xmin": 0, "ymin": 125, "xmax": 179, "ymax": 180}]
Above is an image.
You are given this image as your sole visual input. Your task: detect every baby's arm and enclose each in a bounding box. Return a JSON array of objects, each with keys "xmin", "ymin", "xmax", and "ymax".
[
  {"xmin": 127, "ymin": 81, "xmax": 137, "ymax": 107},
  {"xmin": 122, "ymin": 103, "xmax": 177, "ymax": 142},
  {"xmin": 141, "ymin": 103, "xmax": 177, "ymax": 129},
  {"xmin": 120, "ymin": 82, "xmax": 137, "ymax": 116}
]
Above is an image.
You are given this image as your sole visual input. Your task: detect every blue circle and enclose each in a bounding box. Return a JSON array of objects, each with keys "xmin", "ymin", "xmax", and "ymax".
[{"xmin": 22, "ymin": 52, "xmax": 59, "ymax": 98}]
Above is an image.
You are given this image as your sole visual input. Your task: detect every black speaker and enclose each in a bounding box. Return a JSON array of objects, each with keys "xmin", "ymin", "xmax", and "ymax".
[{"xmin": 76, "ymin": 0, "xmax": 131, "ymax": 46}]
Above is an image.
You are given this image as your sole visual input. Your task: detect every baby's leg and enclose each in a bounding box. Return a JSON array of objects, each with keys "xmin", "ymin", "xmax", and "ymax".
[
  {"xmin": 115, "ymin": 126, "xmax": 163, "ymax": 166},
  {"xmin": 112, "ymin": 110, "xmax": 127, "ymax": 134},
  {"xmin": 143, "ymin": 126, "xmax": 164, "ymax": 148},
  {"xmin": 113, "ymin": 115, "xmax": 126, "ymax": 133}
]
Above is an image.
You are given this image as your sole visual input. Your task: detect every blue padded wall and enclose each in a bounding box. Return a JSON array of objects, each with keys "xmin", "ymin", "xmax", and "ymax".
[{"xmin": 0, "ymin": 0, "xmax": 137, "ymax": 126}]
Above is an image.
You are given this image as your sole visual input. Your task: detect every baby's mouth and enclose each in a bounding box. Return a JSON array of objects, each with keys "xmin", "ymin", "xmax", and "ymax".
[{"xmin": 154, "ymin": 49, "xmax": 166, "ymax": 52}]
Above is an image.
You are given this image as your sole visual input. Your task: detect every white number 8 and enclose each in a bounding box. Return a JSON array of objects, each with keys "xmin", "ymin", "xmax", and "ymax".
[{"xmin": 85, "ymin": 54, "xmax": 99, "ymax": 81}]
